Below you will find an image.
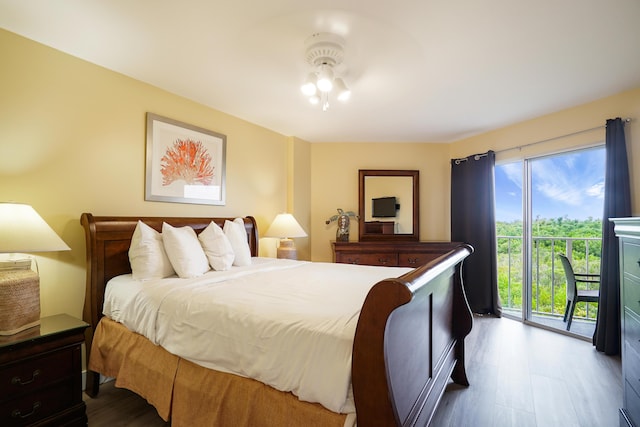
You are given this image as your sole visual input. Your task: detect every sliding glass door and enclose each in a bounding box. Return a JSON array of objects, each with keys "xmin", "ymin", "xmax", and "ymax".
[{"xmin": 496, "ymin": 146, "xmax": 604, "ymax": 336}]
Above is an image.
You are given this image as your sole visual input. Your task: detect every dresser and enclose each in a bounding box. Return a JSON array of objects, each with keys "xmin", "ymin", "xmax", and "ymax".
[
  {"xmin": 332, "ymin": 241, "xmax": 462, "ymax": 267},
  {"xmin": 613, "ymin": 218, "xmax": 640, "ymax": 427},
  {"xmin": 0, "ymin": 314, "xmax": 89, "ymax": 426}
]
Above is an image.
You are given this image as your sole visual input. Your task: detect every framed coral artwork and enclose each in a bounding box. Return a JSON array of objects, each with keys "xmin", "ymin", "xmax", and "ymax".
[{"xmin": 145, "ymin": 113, "xmax": 226, "ymax": 205}]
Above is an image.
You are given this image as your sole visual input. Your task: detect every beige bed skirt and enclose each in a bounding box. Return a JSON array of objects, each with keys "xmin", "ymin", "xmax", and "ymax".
[{"xmin": 89, "ymin": 317, "xmax": 349, "ymax": 426}]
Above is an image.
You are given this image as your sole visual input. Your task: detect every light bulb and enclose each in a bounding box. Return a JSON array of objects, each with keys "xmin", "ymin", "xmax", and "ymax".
[
  {"xmin": 316, "ymin": 65, "xmax": 334, "ymax": 92},
  {"xmin": 300, "ymin": 73, "xmax": 317, "ymax": 96}
]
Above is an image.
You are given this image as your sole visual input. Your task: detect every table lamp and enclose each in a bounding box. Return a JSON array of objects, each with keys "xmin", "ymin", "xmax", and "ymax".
[
  {"xmin": 0, "ymin": 203, "xmax": 70, "ymax": 335},
  {"xmin": 264, "ymin": 213, "xmax": 307, "ymax": 260}
]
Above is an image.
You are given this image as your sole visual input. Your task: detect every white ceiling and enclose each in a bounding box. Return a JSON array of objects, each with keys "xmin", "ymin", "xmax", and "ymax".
[{"xmin": 1, "ymin": 0, "xmax": 639, "ymax": 143}]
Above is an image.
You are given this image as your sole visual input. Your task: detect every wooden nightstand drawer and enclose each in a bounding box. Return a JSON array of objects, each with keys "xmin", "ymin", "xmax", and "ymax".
[
  {"xmin": 0, "ymin": 348, "xmax": 74, "ymax": 396},
  {"xmin": 0, "ymin": 380, "xmax": 75, "ymax": 426},
  {"xmin": 0, "ymin": 314, "xmax": 88, "ymax": 427}
]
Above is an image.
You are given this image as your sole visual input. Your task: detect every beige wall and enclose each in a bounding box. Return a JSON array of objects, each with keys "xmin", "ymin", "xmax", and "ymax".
[
  {"xmin": 289, "ymin": 137, "xmax": 312, "ymax": 260},
  {"xmin": 0, "ymin": 29, "xmax": 293, "ymax": 319},
  {"xmin": 310, "ymin": 143, "xmax": 451, "ymax": 262}
]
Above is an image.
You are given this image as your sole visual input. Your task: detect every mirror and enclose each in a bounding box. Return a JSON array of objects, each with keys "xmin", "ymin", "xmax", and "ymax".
[{"xmin": 358, "ymin": 169, "xmax": 419, "ymax": 241}]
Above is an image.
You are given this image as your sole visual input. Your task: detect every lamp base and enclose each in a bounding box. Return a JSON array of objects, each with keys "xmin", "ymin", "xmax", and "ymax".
[
  {"xmin": 0, "ymin": 262, "xmax": 40, "ymax": 336},
  {"xmin": 276, "ymin": 239, "xmax": 298, "ymax": 260}
]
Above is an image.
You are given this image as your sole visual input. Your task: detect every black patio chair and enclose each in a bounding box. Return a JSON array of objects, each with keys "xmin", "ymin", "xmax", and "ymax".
[{"xmin": 558, "ymin": 253, "xmax": 600, "ymax": 331}]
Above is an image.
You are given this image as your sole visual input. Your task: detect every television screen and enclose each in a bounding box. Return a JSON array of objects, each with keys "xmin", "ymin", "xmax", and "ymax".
[{"xmin": 372, "ymin": 196, "xmax": 397, "ymax": 217}]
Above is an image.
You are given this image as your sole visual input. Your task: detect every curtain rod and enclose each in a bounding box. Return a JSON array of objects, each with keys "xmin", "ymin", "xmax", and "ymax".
[{"xmin": 495, "ymin": 117, "xmax": 632, "ymax": 155}]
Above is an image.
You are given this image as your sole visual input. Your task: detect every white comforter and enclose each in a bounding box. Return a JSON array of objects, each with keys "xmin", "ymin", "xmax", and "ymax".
[{"xmin": 103, "ymin": 257, "xmax": 411, "ymax": 414}]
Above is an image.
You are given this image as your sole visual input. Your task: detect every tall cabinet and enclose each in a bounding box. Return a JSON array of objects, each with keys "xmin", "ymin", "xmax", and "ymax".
[{"xmin": 613, "ymin": 218, "xmax": 640, "ymax": 427}]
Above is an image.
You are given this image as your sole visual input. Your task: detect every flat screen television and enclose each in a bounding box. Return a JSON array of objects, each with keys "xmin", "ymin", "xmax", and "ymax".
[{"xmin": 372, "ymin": 196, "xmax": 398, "ymax": 218}]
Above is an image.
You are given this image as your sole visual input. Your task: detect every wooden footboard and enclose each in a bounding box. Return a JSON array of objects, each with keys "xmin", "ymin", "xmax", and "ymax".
[{"xmin": 352, "ymin": 245, "xmax": 473, "ymax": 427}]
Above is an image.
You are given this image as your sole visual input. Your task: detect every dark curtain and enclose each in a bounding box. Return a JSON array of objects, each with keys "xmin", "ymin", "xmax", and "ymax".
[
  {"xmin": 451, "ymin": 151, "xmax": 502, "ymax": 316},
  {"xmin": 593, "ymin": 118, "xmax": 631, "ymax": 355}
]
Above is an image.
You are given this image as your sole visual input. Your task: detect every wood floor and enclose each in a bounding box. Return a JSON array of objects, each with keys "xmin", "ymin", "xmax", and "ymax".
[{"xmin": 84, "ymin": 315, "xmax": 622, "ymax": 427}]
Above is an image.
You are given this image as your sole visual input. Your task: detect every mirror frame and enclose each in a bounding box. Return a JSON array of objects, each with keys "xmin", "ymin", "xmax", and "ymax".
[{"xmin": 358, "ymin": 169, "xmax": 420, "ymax": 242}]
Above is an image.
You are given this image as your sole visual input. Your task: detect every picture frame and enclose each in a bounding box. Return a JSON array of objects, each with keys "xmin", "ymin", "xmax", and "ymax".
[{"xmin": 145, "ymin": 113, "xmax": 226, "ymax": 205}]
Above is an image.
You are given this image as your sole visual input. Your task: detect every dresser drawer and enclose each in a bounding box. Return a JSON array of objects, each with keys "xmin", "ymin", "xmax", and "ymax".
[
  {"xmin": 0, "ymin": 348, "xmax": 74, "ymax": 399},
  {"xmin": 623, "ymin": 379, "xmax": 640, "ymax": 427},
  {"xmin": 625, "ymin": 308, "xmax": 640, "ymax": 357},
  {"xmin": 623, "ymin": 240, "xmax": 640, "ymax": 280},
  {"xmin": 0, "ymin": 380, "xmax": 75, "ymax": 426},
  {"xmin": 336, "ymin": 252, "xmax": 398, "ymax": 266},
  {"xmin": 398, "ymin": 252, "xmax": 441, "ymax": 268},
  {"xmin": 623, "ymin": 277, "xmax": 640, "ymax": 317},
  {"xmin": 624, "ymin": 337, "xmax": 640, "ymax": 396}
]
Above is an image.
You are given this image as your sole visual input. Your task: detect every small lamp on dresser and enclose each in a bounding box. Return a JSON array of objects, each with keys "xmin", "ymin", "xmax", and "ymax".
[
  {"xmin": 0, "ymin": 203, "xmax": 70, "ymax": 335},
  {"xmin": 264, "ymin": 213, "xmax": 307, "ymax": 260}
]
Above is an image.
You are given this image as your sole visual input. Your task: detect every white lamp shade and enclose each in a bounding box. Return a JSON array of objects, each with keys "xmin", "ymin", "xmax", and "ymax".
[
  {"xmin": 0, "ymin": 203, "xmax": 70, "ymax": 253},
  {"xmin": 264, "ymin": 213, "xmax": 307, "ymax": 238}
]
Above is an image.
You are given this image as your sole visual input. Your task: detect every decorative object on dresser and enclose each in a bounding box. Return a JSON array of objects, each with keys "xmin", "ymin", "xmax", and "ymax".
[
  {"xmin": 0, "ymin": 203, "xmax": 70, "ymax": 335},
  {"xmin": 0, "ymin": 314, "xmax": 89, "ymax": 426},
  {"xmin": 358, "ymin": 169, "xmax": 419, "ymax": 242},
  {"xmin": 612, "ymin": 218, "xmax": 640, "ymax": 427},
  {"xmin": 333, "ymin": 240, "xmax": 463, "ymax": 267},
  {"xmin": 264, "ymin": 213, "xmax": 307, "ymax": 259},
  {"xmin": 325, "ymin": 208, "xmax": 358, "ymax": 242}
]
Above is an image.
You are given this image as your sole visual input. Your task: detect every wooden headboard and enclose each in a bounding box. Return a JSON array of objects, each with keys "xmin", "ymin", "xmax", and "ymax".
[{"xmin": 79, "ymin": 213, "xmax": 258, "ymax": 359}]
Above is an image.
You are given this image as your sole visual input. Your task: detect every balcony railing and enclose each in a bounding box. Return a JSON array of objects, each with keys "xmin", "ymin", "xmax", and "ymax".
[{"xmin": 497, "ymin": 235, "xmax": 601, "ymax": 322}]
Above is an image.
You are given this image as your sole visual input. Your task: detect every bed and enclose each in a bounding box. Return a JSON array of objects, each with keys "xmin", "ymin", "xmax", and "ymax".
[{"xmin": 81, "ymin": 213, "xmax": 473, "ymax": 426}]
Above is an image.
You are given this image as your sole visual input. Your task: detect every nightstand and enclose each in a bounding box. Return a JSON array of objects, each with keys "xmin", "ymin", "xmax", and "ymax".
[{"xmin": 0, "ymin": 314, "xmax": 88, "ymax": 426}]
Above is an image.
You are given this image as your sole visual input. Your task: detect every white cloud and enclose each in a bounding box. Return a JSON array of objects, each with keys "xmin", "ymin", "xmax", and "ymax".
[
  {"xmin": 586, "ymin": 181, "xmax": 605, "ymax": 199},
  {"xmin": 535, "ymin": 181, "xmax": 583, "ymax": 206},
  {"xmin": 501, "ymin": 162, "xmax": 522, "ymax": 188}
]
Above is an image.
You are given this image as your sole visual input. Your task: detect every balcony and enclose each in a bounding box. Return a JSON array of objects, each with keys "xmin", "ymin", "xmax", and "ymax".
[{"xmin": 497, "ymin": 235, "xmax": 601, "ymax": 337}]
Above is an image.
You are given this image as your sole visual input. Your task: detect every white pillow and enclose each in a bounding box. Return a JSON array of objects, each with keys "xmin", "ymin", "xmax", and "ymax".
[
  {"xmin": 129, "ymin": 221, "xmax": 175, "ymax": 280},
  {"xmin": 162, "ymin": 223, "xmax": 210, "ymax": 278},
  {"xmin": 198, "ymin": 221, "xmax": 234, "ymax": 271},
  {"xmin": 224, "ymin": 218, "xmax": 252, "ymax": 266}
]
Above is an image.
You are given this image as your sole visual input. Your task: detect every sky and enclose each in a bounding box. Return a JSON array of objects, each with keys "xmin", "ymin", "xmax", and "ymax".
[{"xmin": 495, "ymin": 147, "xmax": 605, "ymax": 222}]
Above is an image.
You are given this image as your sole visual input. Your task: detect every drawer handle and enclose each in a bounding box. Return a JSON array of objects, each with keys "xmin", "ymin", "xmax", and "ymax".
[
  {"xmin": 11, "ymin": 369, "xmax": 41, "ymax": 386},
  {"xmin": 12, "ymin": 401, "xmax": 41, "ymax": 419},
  {"xmin": 378, "ymin": 258, "xmax": 389, "ymax": 265},
  {"xmin": 407, "ymin": 258, "xmax": 419, "ymax": 265},
  {"xmin": 347, "ymin": 258, "xmax": 359, "ymax": 264}
]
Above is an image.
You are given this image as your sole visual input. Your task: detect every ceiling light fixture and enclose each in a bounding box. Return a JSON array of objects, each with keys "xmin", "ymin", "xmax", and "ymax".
[{"xmin": 300, "ymin": 32, "xmax": 350, "ymax": 112}]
